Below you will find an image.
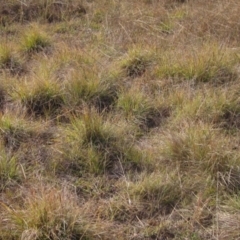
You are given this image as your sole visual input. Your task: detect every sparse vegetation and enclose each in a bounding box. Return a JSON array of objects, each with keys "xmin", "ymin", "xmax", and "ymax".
[{"xmin": 1, "ymin": 0, "xmax": 240, "ymax": 239}]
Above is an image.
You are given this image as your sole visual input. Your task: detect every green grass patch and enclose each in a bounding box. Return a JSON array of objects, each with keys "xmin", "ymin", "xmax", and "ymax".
[
  {"xmin": 0, "ymin": 115, "xmax": 32, "ymax": 151},
  {"xmin": 161, "ymin": 123, "xmax": 239, "ymax": 176},
  {"xmin": 21, "ymin": 26, "xmax": 51, "ymax": 53},
  {"xmin": 0, "ymin": 185, "xmax": 93, "ymax": 240},
  {"xmin": 65, "ymin": 71, "xmax": 118, "ymax": 111},
  {"xmin": 59, "ymin": 111, "xmax": 147, "ymax": 176},
  {"xmin": 0, "ymin": 150, "xmax": 21, "ymax": 191},
  {"xmin": 156, "ymin": 45, "xmax": 237, "ymax": 84},
  {"xmin": 14, "ymin": 80, "xmax": 64, "ymax": 118},
  {"xmin": 0, "ymin": 44, "xmax": 23, "ymax": 74},
  {"xmin": 130, "ymin": 173, "xmax": 183, "ymax": 215}
]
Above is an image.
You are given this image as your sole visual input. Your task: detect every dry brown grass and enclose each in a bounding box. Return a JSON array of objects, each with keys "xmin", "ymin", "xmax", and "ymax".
[{"xmin": 1, "ymin": 0, "xmax": 240, "ymax": 239}]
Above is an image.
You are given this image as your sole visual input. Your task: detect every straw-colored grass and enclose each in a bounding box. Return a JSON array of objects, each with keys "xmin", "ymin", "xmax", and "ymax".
[{"xmin": 1, "ymin": 0, "xmax": 240, "ymax": 239}]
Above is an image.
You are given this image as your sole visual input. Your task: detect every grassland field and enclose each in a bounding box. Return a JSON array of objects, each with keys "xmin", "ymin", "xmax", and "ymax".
[{"xmin": 1, "ymin": 0, "xmax": 240, "ymax": 239}]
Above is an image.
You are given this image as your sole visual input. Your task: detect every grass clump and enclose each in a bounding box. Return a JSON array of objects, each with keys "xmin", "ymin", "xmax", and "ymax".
[
  {"xmin": 59, "ymin": 111, "xmax": 145, "ymax": 176},
  {"xmin": 0, "ymin": 149, "xmax": 21, "ymax": 191},
  {"xmin": 0, "ymin": 185, "xmax": 92, "ymax": 240},
  {"xmin": 66, "ymin": 71, "xmax": 118, "ymax": 112},
  {"xmin": 117, "ymin": 88, "xmax": 152, "ymax": 119},
  {"xmin": 219, "ymin": 166, "xmax": 240, "ymax": 194},
  {"xmin": 0, "ymin": 44, "xmax": 15, "ymax": 69},
  {"xmin": 21, "ymin": 27, "xmax": 51, "ymax": 53},
  {"xmin": 117, "ymin": 87, "xmax": 169, "ymax": 130},
  {"xmin": 0, "ymin": 44, "xmax": 23, "ymax": 74},
  {"xmin": 157, "ymin": 45, "xmax": 237, "ymax": 84},
  {"xmin": 219, "ymin": 100, "xmax": 240, "ymax": 130},
  {"xmin": 120, "ymin": 49, "xmax": 153, "ymax": 78},
  {"xmin": 15, "ymin": 80, "xmax": 64, "ymax": 118},
  {"xmin": 161, "ymin": 123, "xmax": 238, "ymax": 176},
  {"xmin": 130, "ymin": 173, "xmax": 183, "ymax": 216},
  {"xmin": 0, "ymin": 115, "xmax": 32, "ymax": 151}
]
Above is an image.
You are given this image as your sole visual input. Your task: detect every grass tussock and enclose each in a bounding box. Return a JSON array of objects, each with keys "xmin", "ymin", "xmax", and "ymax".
[
  {"xmin": 65, "ymin": 70, "xmax": 118, "ymax": 112},
  {"xmin": 21, "ymin": 26, "xmax": 51, "ymax": 54},
  {"xmin": 14, "ymin": 79, "xmax": 64, "ymax": 118},
  {"xmin": 156, "ymin": 44, "xmax": 238, "ymax": 84},
  {"xmin": 0, "ymin": 115, "xmax": 31, "ymax": 151},
  {"xmin": 120, "ymin": 49, "xmax": 153, "ymax": 78},
  {"xmin": 0, "ymin": 44, "xmax": 24, "ymax": 75},
  {"xmin": 0, "ymin": 184, "xmax": 93, "ymax": 239},
  {"xmin": 1, "ymin": 0, "xmax": 240, "ymax": 239},
  {"xmin": 0, "ymin": 149, "xmax": 21, "ymax": 191},
  {"xmin": 129, "ymin": 172, "xmax": 183, "ymax": 216},
  {"xmin": 58, "ymin": 110, "xmax": 147, "ymax": 176},
  {"xmin": 117, "ymin": 86, "xmax": 171, "ymax": 130}
]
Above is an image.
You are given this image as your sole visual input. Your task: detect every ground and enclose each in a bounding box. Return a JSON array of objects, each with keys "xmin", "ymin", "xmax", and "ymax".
[{"xmin": 0, "ymin": 0, "xmax": 240, "ymax": 239}]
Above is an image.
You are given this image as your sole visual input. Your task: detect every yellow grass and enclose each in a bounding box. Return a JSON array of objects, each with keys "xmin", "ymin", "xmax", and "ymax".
[{"xmin": 1, "ymin": 0, "xmax": 240, "ymax": 239}]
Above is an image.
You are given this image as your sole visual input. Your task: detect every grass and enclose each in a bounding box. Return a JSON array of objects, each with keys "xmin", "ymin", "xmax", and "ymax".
[
  {"xmin": 0, "ymin": 44, "xmax": 23, "ymax": 74},
  {"xmin": 1, "ymin": 0, "xmax": 86, "ymax": 24},
  {"xmin": 0, "ymin": 116, "xmax": 29, "ymax": 151},
  {"xmin": 0, "ymin": 149, "xmax": 21, "ymax": 191},
  {"xmin": 160, "ymin": 123, "xmax": 236, "ymax": 175},
  {"xmin": 156, "ymin": 44, "xmax": 237, "ymax": 84},
  {"xmin": 129, "ymin": 172, "xmax": 183, "ymax": 215},
  {"xmin": 21, "ymin": 26, "xmax": 51, "ymax": 53},
  {"xmin": 1, "ymin": 0, "xmax": 240, "ymax": 239},
  {"xmin": 0, "ymin": 184, "xmax": 93, "ymax": 239},
  {"xmin": 65, "ymin": 70, "xmax": 118, "ymax": 112},
  {"xmin": 120, "ymin": 48, "xmax": 153, "ymax": 78},
  {"xmin": 58, "ymin": 110, "xmax": 147, "ymax": 176},
  {"xmin": 13, "ymin": 78, "xmax": 64, "ymax": 118}
]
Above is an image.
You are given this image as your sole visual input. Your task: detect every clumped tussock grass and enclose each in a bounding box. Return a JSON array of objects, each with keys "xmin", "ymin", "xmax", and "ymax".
[
  {"xmin": 219, "ymin": 99, "xmax": 240, "ymax": 130},
  {"xmin": 0, "ymin": 115, "xmax": 31, "ymax": 151},
  {"xmin": 14, "ymin": 78, "xmax": 64, "ymax": 118},
  {"xmin": 21, "ymin": 26, "xmax": 51, "ymax": 54},
  {"xmin": 0, "ymin": 148, "xmax": 21, "ymax": 191},
  {"xmin": 156, "ymin": 44, "xmax": 237, "ymax": 84},
  {"xmin": 0, "ymin": 184, "xmax": 93, "ymax": 240},
  {"xmin": 161, "ymin": 123, "xmax": 240, "ymax": 177},
  {"xmin": 117, "ymin": 87, "xmax": 152, "ymax": 120},
  {"xmin": 167, "ymin": 86, "xmax": 240, "ymax": 131},
  {"xmin": 1, "ymin": 0, "xmax": 240, "ymax": 239},
  {"xmin": 117, "ymin": 86, "xmax": 170, "ymax": 130},
  {"xmin": 58, "ymin": 110, "xmax": 147, "ymax": 176},
  {"xmin": 0, "ymin": 44, "xmax": 23, "ymax": 75},
  {"xmin": 129, "ymin": 172, "xmax": 183, "ymax": 216},
  {"xmin": 65, "ymin": 70, "xmax": 118, "ymax": 112},
  {"xmin": 120, "ymin": 48, "xmax": 153, "ymax": 78}
]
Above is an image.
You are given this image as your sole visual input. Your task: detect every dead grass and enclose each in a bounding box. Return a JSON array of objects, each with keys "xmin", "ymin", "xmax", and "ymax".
[
  {"xmin": 0, "ymin": 0, "xmax": 86, "ymax": 25},
  {"xmin": 1, "ymin": 0, "xmax": 240, "ymax": 239}
]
